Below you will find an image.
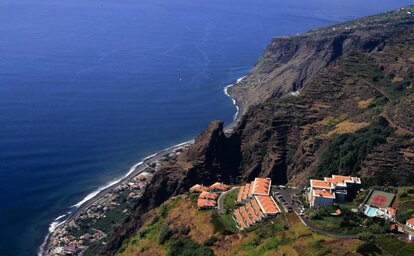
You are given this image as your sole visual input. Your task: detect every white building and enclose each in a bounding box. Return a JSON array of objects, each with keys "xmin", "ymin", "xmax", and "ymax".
[{"xmin": 309, "ymin": 175, "xmax": 361, "ymax": 208}]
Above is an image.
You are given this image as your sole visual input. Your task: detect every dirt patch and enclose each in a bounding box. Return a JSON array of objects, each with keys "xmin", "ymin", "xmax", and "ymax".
[
  {"xmin": 325, "ymin": 120, "xmax": 369, "ymax": 137},
  {"xmin": 166, "ymin": 196, "xmax": 214, "ymax": 244},
  {"xmin": 357, "ymin": 98, "xmax": 374, "ymax": 109}
]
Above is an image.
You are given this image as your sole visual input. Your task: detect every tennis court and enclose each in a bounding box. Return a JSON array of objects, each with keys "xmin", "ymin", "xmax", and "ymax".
[{"xmin": 366, "ymin": 190, "xmax": 395, "ymax": 208}]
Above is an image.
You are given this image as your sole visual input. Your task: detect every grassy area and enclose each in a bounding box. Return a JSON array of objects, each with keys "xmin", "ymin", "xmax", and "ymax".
[
  {"xmin": 212, "ymin": 189, "xmax": 239, "ymax": 234},
  {"xmin": 314, "ymin": 118, "xmax": 393, "ymax": 180},
  {"xmin": 374, "ymin": 235, "xmax": 414, "ymax": 256},
  {"xmin": 117, "ymin": 192, "xmax": 366, "ymax": 256},
  {"xmin": 396, "ymin": 186, "xmax": 414, "ymax": 223},
  {"xmin": 308, "ymin": 204, "xmax": 390, "ymax": 235},
  {"xmin": 231, "ymin": 213, "xmax": 361, "ymax": 256}
]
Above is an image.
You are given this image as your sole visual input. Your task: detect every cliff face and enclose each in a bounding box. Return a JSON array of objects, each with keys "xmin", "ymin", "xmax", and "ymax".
[
  {"xmin": 99, "ymin": 121, "xmax": 241, "ymax": 255},
  {"xmin": 99, "ymin": 7, "xmax": 414, "ymax": 255},
  {"xmin": 229, "ymin": 7, "xmax": 414, "ymax": 112}
]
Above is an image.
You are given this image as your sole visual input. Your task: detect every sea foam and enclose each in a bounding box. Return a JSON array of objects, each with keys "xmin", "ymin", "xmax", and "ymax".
[{"xmin": 224, "ymin": 76, "xmax": 246, "ymax": 121}]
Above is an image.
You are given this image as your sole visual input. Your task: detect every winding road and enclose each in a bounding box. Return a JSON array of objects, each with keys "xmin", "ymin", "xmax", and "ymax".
[{"xmin": 217, "ymin": 187, "xmax": 238, "ymax": 214}]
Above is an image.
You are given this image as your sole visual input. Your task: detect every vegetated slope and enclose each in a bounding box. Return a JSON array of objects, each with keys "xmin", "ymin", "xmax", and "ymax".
[
  {"xmin": 116, "ymin": 194, "xmax": 364, "ymax": 256},
  {"xmin": 228, "ymin": 27, "xmax": 414, "ymax": 186},
  {"xmin": 229, "ymin": 6, "xmax": 414, "ymax": 113},
  {"xmin": 97, "ymin": 7, "xmax": 414, "ymax": 255}
]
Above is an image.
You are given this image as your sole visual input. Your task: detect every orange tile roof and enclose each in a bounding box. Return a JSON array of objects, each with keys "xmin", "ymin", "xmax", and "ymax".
[
  {"xmin": 190, "ymin": 184, "xmax": 208, "ymax": 193},
  {"xmin": 387, "ymin": 207, "xmax": 397, "ymax": 217},
  {"xmin": 310, "ymin": 179, "xmax": 331, "ymax": 189},
  {"xmin": 199, "ymin": 191, "xmax": 219, "ymax": 200},
  {"xmin": 248, "ymin": 181, "xmax": 254, "ymax": 197},
  {"xmin": 406, "ymin": 218, "xmax": 414, "ymax": 226},
  {"xmin": 325, "ymin": 175, "xmax": 361, "ymax": 186},
  {"xmin": 197, "ymin": 198, "xmax": 216, "ymax": 208},
  {"xmin": 313, "ymin": 189, "xmax": 335, "ymax": 199},
  {"xmin": 240, "ymin": 206, "xmax": 253, "ymax": 225},
  {"xmin": 209, "ymin": 182, "xmax": 229, "ymax": 191},
  {"xmin": 251, "ymin": 178, "xmax": 271, "ymax": 195},
  {"xmin": 251, "ymin": 199, "xmax": 264, "ymax": 219},
  {"xmin": 255, "ymin": 196, "xmax": 280, "ymax": 215},
  {"xmin": 246, "ymin": 203, "xmax": 259, "ymax": 222},
  {"xmin": 237, "ymin": 185, "xmax": 245, "ymax": 203},
  {"xmin": 234, "ymin": 209, "xmax": 246, "ymax": 229},
  {"xmin": 242, "ymin": 183, "xmax": 251, "ymax": 200}
]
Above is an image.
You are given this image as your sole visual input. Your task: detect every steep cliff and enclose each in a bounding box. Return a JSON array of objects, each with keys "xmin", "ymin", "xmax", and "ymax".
[
  {"xmin": 229, "ymin": 7, "xmax": 414, "ymax": 112},
  {"xmin": 98, "ymin": 6, "xmax": 414, "ymax": 255}
]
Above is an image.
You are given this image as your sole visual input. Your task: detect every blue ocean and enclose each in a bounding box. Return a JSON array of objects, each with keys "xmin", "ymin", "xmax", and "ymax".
[{"xmin": 0, "ymin": 0, "xmax": 411, "ymax": 255}]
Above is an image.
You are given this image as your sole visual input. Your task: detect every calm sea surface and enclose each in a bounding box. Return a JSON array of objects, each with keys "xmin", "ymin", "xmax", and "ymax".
[{"xmin": 0, "ymin": 0, "xmax": 411, "ymax": 255}]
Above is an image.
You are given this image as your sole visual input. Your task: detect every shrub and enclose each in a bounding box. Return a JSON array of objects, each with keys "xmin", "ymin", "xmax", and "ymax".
[
  {"xmin": 203, "ymin": 236, "xmax": 217, "ymax": 246},
  {"xmin": 316, "ymin": 118, "xmax": 392, "ymax": 179},
  {"xmin": 400, "ymin": 192, "xmax": 408, "ymax": 198},
  {"xmin": 356, "ymin": 242, "xmax": 382, "ymax": 256},
  {"xmin": 357, "ymin": 231, "xmax": 375, "ymax": 243},
  {"xmin": 159, "ymin": 224, "xmax": 173, "ymax": 244},
  {"xmin": 167, "ymin": 237, "xmax": 213, "ymax": 256}
]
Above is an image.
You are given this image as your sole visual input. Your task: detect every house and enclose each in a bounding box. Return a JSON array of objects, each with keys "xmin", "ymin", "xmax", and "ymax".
[
  {"xmin": 406, "ymin": 218, "xmax": 414, "ymax": 230},
  {"xmin": 385, "ymin": 207, "xmax": 397, "ymax": 221},
  {"xmin": 197, "ymin": 198, "xmax": 216, "ymax": 209},
  {"xmin": 209, "ymin": 182, "xmax": 230, "ymax": 192},
  {"xmin": 309, "ymin": 175, "xmax": 361, "ymax": 208},
  {"xmin": 199, "ymin": 191, "xmax": 219, "ymax": 200},
  {"xmin": 189, "ymin": 184, "xmax": 208, "ymax": 193}
]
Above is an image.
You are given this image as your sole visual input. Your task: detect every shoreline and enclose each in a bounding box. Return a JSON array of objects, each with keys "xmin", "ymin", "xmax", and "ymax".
[
  {"xmin": 39, "ymin": 140, "xmax": 193, "ymax": 256},
  {"xmin": 40, "ymin": 76, "xmax": 246, "ymax": 255},
  {"xmin": 223, "ymin": 75, "xmax": 247, "ymax": 132}
]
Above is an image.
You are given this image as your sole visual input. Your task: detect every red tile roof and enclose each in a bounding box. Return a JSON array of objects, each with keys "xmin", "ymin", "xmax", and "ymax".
[
  {"xmin": 190, "ymin": 184, "xmax": 208, "ymax": 193},
  {"xmin": 310, "ymin": 179, "xmax": 331, "ymax": 189},
  {"xmin": 387, "ymin": 207, "xmax": 397, "ymax": 217},
  {"xmin": 234, "ymin": 209, "xmax": 246, "ymax": 229},
  {"xmin": 240, "ymin": 206, "xmax": 253, "ymax": 226},
  {"xmin": 199, "ymin": 191, "xmax": 219, "ymax": 200},
  {"xmin": 251, "ymin": 199, "xmax": 264, "ymax": 219},
  {"xmin": 209, "ymin": 182, "xmax": 230, "ymax": 191},
  {"xmin": 255, "ymin": 195, "xmax": 280, "ymax": 215},
  {"xmin": 246, "ymin": 203, "xmax": 259, "ymax": 222},
  {"xmin": 237, "ymin": 185, "xmax": 246, "ymax": 203},
  {"xmin": 406, "ymin": 218, "xmax": 414, "ymax": 226},
  {"xmin": 251, "ymin": 178, "xmax": 271, "ymax": 196},
  {"xmin": 312, "ymin": 189, "xmax": 335, "ymax": 199},
  {"xmin": 242, "ymin": 183, "xmax": 251, "ymax": 201},
  {"xmin": 197, "ymin": 198, "xmax": 216, "ymax": 208}
]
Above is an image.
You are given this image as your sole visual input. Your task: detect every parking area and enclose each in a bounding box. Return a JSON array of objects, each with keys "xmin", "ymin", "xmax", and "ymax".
[{"xmin": 272, "ymin": 185, "xmax": 304, "ymax": 215}]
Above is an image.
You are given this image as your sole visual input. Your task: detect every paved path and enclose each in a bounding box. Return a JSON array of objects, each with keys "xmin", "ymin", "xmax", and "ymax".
[{"xmin": 217, "ymin": 187, "xmax": 238, "ymax": 214}]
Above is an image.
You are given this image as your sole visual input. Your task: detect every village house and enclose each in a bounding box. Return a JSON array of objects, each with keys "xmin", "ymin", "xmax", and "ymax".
[
  {"xmin": 199, "ymin": 191, "xmax": 219, "ymax": 200},
  {"xmin": 209, "ymin": 182, "xmax": 230, "ymax": 192},
  {"xmin": 308, "ymin": 175, "xmax": 361, "ymax": 208},
  {"xmin": 197, "ymin": 198, "xmax": 216, "ymax": 210},
  {"xmin": 189, "ymin": 184, "xmax": 208, "ymax": 193},
  {"xmin": 189, "ymin": 181, "xmax": 230, "ymax": 210},
  {"xmin": 406, "ymin": 218, "xmax": 414, "ymax": 230}
]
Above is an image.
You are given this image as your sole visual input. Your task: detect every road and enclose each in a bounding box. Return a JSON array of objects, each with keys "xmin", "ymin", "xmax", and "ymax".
[
  {"xmin": 217, "ymin": 187, "xmax": 238, "ymax": 214},
  {"xmin": 274, "ymin": 186, "xmax": 359, "ymax": 238}
]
